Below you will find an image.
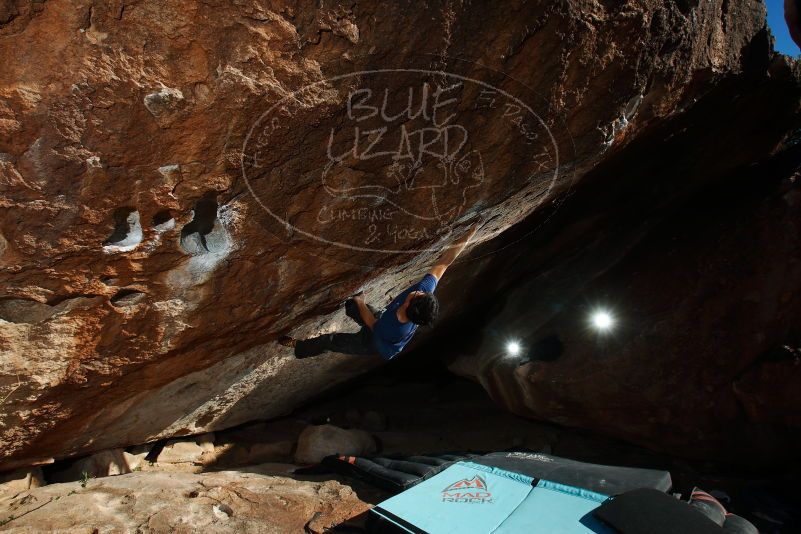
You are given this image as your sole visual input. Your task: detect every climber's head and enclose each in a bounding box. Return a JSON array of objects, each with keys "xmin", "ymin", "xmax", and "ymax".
[{"xmin": 406, "ymin": 291, "xmax": 439, "ymax": 327}]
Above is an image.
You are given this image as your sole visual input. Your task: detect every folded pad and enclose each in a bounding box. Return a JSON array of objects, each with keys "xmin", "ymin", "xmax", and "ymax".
[
  {"xmin": 369, "ymin": 461, "xmax": 614, "ymax": 534},
  {"xmin": 722, "ymin": 514, "xmax": 758, "ymax": 534},
  {"xmin": 593, "ymin": 488, "xmax": 722, "ymax": 534}
]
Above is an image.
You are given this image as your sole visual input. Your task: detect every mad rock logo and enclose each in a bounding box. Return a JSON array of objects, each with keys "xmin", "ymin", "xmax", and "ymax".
[
  {"xmin": 242, "ymin": 67, "xmax": 567, "ymax": 258},
  {"xmin": 441, "ymin": 475, "xmax": 493, "ymax": 504}
]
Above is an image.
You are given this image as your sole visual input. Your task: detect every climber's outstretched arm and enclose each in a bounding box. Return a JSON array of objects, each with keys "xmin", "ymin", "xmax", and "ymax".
[
  {"xmin": 352, "ymin": 293, "xmax": 377, "ymax": 329},
  {"xmin": 429, "ymin": 221, "xmax": 480, "ymax": 281}
]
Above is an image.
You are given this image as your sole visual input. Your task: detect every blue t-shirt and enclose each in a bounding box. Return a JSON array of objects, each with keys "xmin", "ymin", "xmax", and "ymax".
[{"xmin": 372, "ymin": 274, "xmax": 438, "ymax": 360}]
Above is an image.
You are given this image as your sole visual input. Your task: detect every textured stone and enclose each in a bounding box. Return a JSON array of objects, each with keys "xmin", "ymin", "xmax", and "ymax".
[
  {"xmin": 0, "ymin": 0, "xmax": 774, "ymax": 470},
  {"xmin": 0, "ymin": 467, "xmax": 43, "ymax": 497},
  {"xmin": 245, "ymin": 441, "xmax": 295, "ymax": 464},
  {"xmin": 444, "ymin": 56, "xmax": 801, "ymax": 463},
  {"xmin": 156, "ymin": 441, "xmax": 205, "ymax": 464},
  {"xmin": 295, "ymin": 424, "xmax": 376, "ymax": 465},
  {"xmin": 49, "ymin": 449, "xmax": 130, "ymax": 483},
  {"xmin": 0, "ymin": 468, "xmax": 370, "ymax": 533},
  {"xmin": 157, "ymin": 434, "xmax": 215, "ymax": 464},
  {"xmin": 122, "ymin": 444, "xmax": 152, "ymax": 472}
]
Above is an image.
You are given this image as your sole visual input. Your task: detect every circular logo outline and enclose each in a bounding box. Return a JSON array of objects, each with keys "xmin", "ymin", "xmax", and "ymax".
[{"xmin": 241, "ymin": 68, "xmax": 564, "ymax": 254}]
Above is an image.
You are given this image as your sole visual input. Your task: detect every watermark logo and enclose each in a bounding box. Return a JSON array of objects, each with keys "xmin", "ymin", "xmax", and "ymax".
[
  {"xmin": 242, "ymin": 67, "xmax": 566, "ymax": 256},
  {"xmin": 441, "ymin": 474, "xmax": 493, "ymax": 504}
]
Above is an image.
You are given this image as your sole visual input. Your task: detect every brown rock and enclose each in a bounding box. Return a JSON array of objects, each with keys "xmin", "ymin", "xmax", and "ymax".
[
  {"xmin": 156, "ymin": 441, "xmax": 205, "ymax": 465},
  {"xmin": 122, "ymin": 444, "xmax": 152, "ymax": 472},
  {"xmin": 200, "ymin": 440, "xmax": 294, "ymax": 469},
  {"xmin": 49, "ymin": 449, "xmax": 130, "ymax": 483},
  {"xmin": 0, "ymin": 467, "xmax": 44, "ymax": 497},
  {"xmin": 0, "ymin": 0, "xmax": 775, "ymax": 470},
  {"xmin": 0, "ymin": 1, "xmax": 18, "ymax": 26},
  {"xmin": 295, "ymin": 424, "xmax": 376, "ymax": 465},
  {"xmin": 156, "ymin": 433, "xmax": 215, "ymax": 464},
  {"xmin": 445, "ymin": 56, "xmax": 801, "ymax": 463},
  {"xmin": 0, "ymin": 468, "xmax": 370, "ymax": 533}
]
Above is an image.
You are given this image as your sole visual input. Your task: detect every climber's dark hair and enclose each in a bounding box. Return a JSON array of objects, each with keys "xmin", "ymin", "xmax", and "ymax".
[{"xmin": 407, "ymin": 293, "xmax": 439, "ymax": 327}]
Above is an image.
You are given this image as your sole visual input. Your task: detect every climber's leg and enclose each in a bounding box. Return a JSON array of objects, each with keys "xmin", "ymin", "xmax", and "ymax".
[{"xmin": 294, "ymin": 327, "xmax": 377, "ymax": 359}]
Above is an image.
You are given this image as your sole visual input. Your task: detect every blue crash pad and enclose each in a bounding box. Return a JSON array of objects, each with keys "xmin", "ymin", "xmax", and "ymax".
[{"xmin": 369, "ymin": 461, "xmax": 614, "ymax": 534}]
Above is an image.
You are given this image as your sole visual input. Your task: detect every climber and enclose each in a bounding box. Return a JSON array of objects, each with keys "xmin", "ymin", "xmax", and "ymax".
[{"xmin": 279, "ymin": 220, "xmax": 481, "ymax": 360}]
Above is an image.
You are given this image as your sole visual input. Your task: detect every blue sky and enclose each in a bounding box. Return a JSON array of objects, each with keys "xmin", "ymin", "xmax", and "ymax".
[{"xmin": 766, "ymin": 0, "xmax": 800, "ymax": 56}]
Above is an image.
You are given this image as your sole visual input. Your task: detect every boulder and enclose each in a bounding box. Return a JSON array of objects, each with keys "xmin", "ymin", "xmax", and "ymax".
[
  {"xmin": 295, "ymin": 425, "xmax": 377, "ymax": 465},
  {"xmin": 0, "ymin": 0, "xmax": 787, "ymax": 470},
  {"xmin": 215, "ymin": 418, "xmax": 306, "ymax": 449},
  {"xmin": 49, "ymin": 449, "xmax": 129, "ymax": 483},
  {"xmin": 0, "ymin": 467, "xmax": 44, "ymax": 497},
  {"xmin": 246, "ymin": 441, "xmax": 295, "ymax": 464},
  {"xmin": 0, "ymin": 468, "xmax": 371, "ymax": 533},
  {"xmin": 199, "ymin": 440, "xmax": 294, "ymax": 469},
  {"xmin": 156, "ymin": 434, "xmax": 215, "ymax": 464},
  {"xmin": 122, "ymin": 443, "xmax": 153, "ymax": 471},
  {"xmin": 445, "ymin": 56, "xmax": 801, "ymax": 463}
]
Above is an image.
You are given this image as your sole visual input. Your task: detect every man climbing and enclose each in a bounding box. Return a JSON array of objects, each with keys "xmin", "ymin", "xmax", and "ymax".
[{"xmin": 279, "ymin": 221, "xmax": 481, "ymax": 360}]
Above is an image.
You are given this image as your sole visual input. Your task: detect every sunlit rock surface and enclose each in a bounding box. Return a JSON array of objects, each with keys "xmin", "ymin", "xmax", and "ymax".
[
  {"xmin": 0, "ymin": 0, "xmax": 773, "ymax": 469},
  {"xmin": 0, "ymin": 468, "xmax": 370, "ymax": 533}
]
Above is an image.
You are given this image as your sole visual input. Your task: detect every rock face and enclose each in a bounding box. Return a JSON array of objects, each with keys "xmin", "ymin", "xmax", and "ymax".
[
  {"xmin": 294, "ymin": 424, "xmax": 376, "ymax": 465},
  {"xmin": 0, "ymin": 468, "xmax": 370, "ymax": 533},
  {"xmin": 156, "ymin": 433, "xmax": 215, "ymax": 464},
  {"xmin": 0, "ymin": 468, "xmax": 43, "ymax": 499},
  {"xmin": 48, "ymin": 448, "xmax": 130, "ymax": 483},
  {"xmin": 0, "ymin": 0, "xmax": 775, "ymax": 470},
  {"xmin": 443, "ymin": 54, "xmax": 801, "ymax": 464}
]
